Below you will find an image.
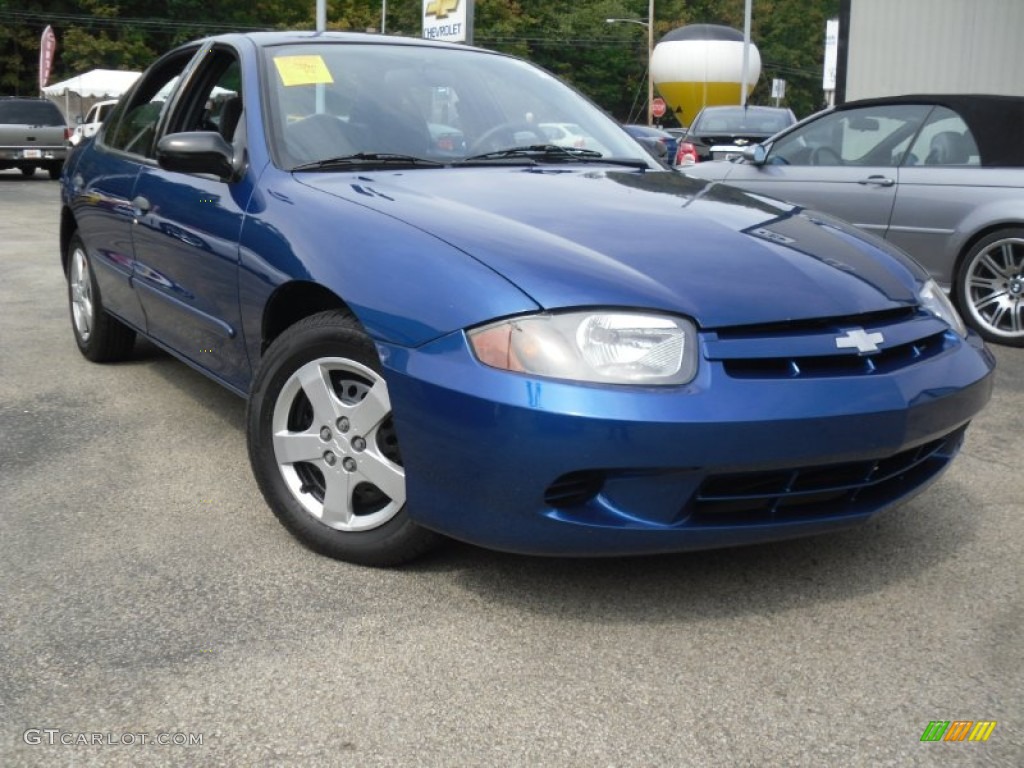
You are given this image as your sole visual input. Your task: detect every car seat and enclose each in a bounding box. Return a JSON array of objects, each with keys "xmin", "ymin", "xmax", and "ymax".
[{"xmin": 925, "ymin": 131, "xmax": 969, "ymax": 165}]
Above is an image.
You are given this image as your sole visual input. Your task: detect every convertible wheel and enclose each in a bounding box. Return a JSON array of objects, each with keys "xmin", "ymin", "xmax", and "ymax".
[
  {"xmin": 247, "ymin": 310, "xmax": 441, "ymax": 566},
  {"xmin": 66, "ymin": 232, "xmax": 136, "ymax": 361},
  {"xmin": 955, "ymin": 228, "xmax": 1024, "ymax": 347}
]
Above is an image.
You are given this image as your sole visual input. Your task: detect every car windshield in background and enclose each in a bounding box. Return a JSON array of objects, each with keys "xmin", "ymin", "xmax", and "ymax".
[
  {"xmin": 0, "ymin": 100, "xmax": 65, "ymax": 125},
  {"xmin": 262, "ymin": 43, "xmax": 650, "ymax": 170},
  {"xmin": 694, "ymin": 107, "xmax": 792, "ymax": 135}
]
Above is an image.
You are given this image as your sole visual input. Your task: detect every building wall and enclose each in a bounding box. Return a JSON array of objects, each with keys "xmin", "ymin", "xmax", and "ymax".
[{"xmin": 845, "ymin": 0, "xmax": 1024, "ymax": 100}]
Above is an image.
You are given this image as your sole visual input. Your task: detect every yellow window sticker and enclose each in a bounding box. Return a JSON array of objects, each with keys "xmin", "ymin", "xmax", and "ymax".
[{"xmin": 273, "ymin": 55, "xmax": 334, "ymax": 87}]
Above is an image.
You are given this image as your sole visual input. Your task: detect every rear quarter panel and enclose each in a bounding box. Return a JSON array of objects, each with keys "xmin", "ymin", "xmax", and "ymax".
[{"xmin": 888, "ymin": 167, "xmax": 1024, "ymax": 284}]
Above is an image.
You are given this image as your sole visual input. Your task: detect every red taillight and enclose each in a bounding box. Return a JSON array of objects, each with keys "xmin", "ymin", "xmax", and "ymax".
[
  {"xmin": 676, "ymin": 142, "xmax": 698, "ymax": 166},
  {"xmin": 64, "ymin": 126, "xmax": 73, "ymax": 141}
]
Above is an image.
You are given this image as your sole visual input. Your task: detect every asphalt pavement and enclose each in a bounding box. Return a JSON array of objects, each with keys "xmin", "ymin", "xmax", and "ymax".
[{"xmin": 1, "ymin": 170, "xmax": 1021, "ymax": 767}]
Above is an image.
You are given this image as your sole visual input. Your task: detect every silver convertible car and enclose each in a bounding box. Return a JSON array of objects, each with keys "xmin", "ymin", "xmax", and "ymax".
[{"xmin": 684, "ymin": 94, "xmax": 1024, "ymax": 346}]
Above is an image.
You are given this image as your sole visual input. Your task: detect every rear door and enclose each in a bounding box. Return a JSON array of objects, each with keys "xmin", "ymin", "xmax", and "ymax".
[{"xmin": 69, "ymin": 50, "xmax": 198, "ymax": 331}]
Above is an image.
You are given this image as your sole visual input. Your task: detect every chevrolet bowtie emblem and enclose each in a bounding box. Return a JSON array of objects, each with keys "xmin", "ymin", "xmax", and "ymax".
[
  {"xmin": 835, "ymin": 328, "xmax": 884, "ymax": 354},
  {"xmin": 425, "ymin": 0, "xmax": 460, "ymax": 19}
]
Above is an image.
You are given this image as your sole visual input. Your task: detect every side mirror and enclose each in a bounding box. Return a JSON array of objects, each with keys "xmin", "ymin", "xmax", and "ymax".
[
  {"xmin": 743, "ymin": 144, "xmax": 768, "ymax": 166},
  {"xmin": 156, "ymin": 131, "xmax": 240, "ymax": 181},
  {"xmin": 75, "ymin": 115, "xmax": 84, "ymax": 125}
]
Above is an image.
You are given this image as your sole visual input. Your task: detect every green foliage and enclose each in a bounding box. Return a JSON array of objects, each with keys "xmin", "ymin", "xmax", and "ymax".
[{"xmin": 0, "ymin": 0, "xmax": 838, "ymax": 119}]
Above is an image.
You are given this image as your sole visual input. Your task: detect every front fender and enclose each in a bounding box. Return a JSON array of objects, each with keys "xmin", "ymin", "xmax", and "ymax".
[{"xmin": 236, "ymin": 168, "xmax": 540, "ymax": 364}]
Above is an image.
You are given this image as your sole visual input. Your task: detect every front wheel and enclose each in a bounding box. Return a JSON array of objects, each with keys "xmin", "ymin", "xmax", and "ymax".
[
  {"xmin": 955, "ymin": 228, "xmax": 1024, "ymax": 347},
  {"xmin": 20, "ymin": 166, "xmax": 35, "ymax": 177},
  {"xmin": 246, "ymin": 310, "xmax": 441, "ymax": 566}
]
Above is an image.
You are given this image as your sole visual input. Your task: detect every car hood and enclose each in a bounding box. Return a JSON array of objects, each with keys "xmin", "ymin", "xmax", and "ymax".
[{"xmin": 295, "ymin": 166, "xmax": 921, "ymax": 329}]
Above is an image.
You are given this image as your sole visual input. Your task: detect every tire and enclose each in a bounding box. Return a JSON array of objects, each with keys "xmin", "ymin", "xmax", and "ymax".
[
  {"xmin": 48, "ymin": 164, "xmax": 62, "ymax": 180},
  {"xmin": 66, "ymin": 232, "xmax": 136, "ymax": 361},
  {"xmin": 955, "ymin": 228, "xmax": 1024, "ymax": 347},
  {"xmin": 246, "ymin": 310, "xmax": 441, "ymax": 566},
  {"xmin": 20, "ymin": 166, "xmax": 35, "ymax": 178}
]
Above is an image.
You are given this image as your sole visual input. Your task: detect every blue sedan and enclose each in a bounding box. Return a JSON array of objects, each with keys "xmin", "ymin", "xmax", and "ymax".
[{"xmin": 60, "ymin": 32, "xmax": 994, "ymax": 565}]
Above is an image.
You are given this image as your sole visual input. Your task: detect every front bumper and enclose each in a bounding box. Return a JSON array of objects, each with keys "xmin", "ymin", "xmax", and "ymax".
[{"xmin": 381, "ymin": 328, "xmax": 994, "ymax": 556}]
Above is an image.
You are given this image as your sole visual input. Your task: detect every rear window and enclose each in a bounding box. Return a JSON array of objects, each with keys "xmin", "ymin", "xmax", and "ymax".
[
  {"xmin": 696, "ymin": 108, "xmax": 792, "ymax": 134},
  {"xmin": 0, "ymin": 99, "xmax": 65, "ymax": 125}
]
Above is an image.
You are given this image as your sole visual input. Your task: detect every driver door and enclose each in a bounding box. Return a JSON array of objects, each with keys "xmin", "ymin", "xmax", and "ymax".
[{"xmin": 719, "ymin": 104, "xmax": 932, "ymax": 239}]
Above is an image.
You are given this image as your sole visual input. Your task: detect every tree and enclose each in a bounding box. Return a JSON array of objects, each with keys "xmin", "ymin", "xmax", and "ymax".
[{"xmin": 0, "ymin": 0, "xmax": 838, "ymax": 118}]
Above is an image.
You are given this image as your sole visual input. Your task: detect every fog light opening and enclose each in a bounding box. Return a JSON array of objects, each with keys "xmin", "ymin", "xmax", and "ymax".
[{"xmin": 544, "ymin": 471, "xmax": 605, "ymax": 508}]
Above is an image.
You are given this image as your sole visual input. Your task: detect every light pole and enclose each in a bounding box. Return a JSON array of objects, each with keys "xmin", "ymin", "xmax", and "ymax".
[{"xmin": 606, "ymin": 0, "xmax": 655, "ymax": 125}]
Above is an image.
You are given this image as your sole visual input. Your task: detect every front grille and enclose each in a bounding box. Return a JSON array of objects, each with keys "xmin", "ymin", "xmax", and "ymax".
[
  {"xmin": 723, "ymin": 331, "xmax": 947, "ymax": 378},
  {"xmin": 706, "ymin": 309, "xmax": 954, "ymax": 380},
  {"xmin": 688, "ymin": 426, "xmax": 966, "ymax": 525}
]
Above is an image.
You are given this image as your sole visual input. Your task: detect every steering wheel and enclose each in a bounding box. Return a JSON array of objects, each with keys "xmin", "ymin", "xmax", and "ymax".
[
  {"xmin": 467, "ymin": 121, "xmax": 545, "ymax": 155},
  {"xmin": 810, "ymin": 145, "xmax": 843, "ymax": 166}
]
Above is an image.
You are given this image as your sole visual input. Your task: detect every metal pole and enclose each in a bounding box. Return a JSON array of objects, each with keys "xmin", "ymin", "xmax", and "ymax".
[
  {"xmin": 315, "ymin": 0, "xmax": 326, "ymax": 113},
  {"xmin": 647, "ymin": 0, "xmax": 654, "ymax": 125},
  {"xmin": 381, "ymin": 1, "xmax": 386, "ymax": 34},
  {"xmin": 740, "ymin": 0, "xmax": 752, "ymax": 106}
]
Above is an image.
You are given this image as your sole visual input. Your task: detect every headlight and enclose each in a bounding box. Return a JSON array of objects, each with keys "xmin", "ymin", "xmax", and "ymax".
[
  {"xmin": 468, "ymin": 311, "xmax": 698, "ymax": 385},
  {"xmin": 919, "ymin": 279, "xmax": 966, "ymax": 337}
]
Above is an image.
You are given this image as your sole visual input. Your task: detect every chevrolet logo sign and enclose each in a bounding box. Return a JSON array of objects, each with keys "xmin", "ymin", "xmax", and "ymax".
[
  {"xmin": 426, "ymin": 0, "xmax": 460, "ymax": 19},
  {"xmin": 835, "ymin": 328, "xmax": 884, "ymax": 354}
]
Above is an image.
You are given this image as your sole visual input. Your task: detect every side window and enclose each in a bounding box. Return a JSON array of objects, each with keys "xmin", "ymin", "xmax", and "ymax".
[
  {"xmin": 167, "ymin": 48, "xmax": 244, "ymax": 144},
  {"xmin": 770, "ymin": 105, "xmax": 930, "ymax": 167},
  {"xmin": 104, "ymin": 47, "xmax": 198, "ymax": 157},
  {"xmin": 905, "ymin": 106, "xmax": 980, "ymax": 167}
]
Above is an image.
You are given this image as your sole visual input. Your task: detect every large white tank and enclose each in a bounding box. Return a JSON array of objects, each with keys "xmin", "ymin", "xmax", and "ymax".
[{"xmin": 650, "ymin": 24, "xmax": 761, "ymax": 126}]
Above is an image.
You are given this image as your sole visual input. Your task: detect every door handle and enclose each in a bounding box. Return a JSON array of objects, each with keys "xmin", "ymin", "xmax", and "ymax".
[
  {"xmin": 131, "ymin": 195, "xmax": 151, "ymax": 215},
  {"xmin": 857, "ymin": 175, "xmax": 895, "ymax": 187}
]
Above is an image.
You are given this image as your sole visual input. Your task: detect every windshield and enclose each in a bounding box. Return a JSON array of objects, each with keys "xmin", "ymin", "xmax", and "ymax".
[{"xmin": 262, "ymin": 42, "xmax": 650, "ymax": 169}]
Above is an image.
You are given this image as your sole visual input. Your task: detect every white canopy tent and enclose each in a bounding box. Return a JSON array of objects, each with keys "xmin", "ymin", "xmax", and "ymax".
[{"xmin": 42, "ymin": 69, "xmax": 141, "ymax": 121}]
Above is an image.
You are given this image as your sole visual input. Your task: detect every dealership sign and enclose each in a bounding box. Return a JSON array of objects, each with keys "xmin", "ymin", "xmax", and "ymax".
[{"xmin": 422, "ymin": 0, "xmax": 473, "ymax": 44}]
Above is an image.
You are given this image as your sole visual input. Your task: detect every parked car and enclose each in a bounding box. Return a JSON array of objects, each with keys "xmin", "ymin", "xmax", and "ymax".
[
  {"xmin": 68, "ymin": 99, "xmax": 118, "ymax": 147},
  {"xmin": 677, "ymin": 105, "xmax": 796, "ymax": 164},
  {"xmin": 623, "ymin": 124, "xmax": 677, "ymax": 164},
  {"xmin": 538, "ymin": 122, "xmax": 610, "ymax": 155},
  {"xmin": 61, "ymin": 33, "xmax": 993, "ymax": 566},
  {"xmin": 0, "ymin": 96, "xmax": 69, "ymax": 178},
  {"xmin": 683, "ymin": 94, "xmax": 1024, "ymax": 346}
]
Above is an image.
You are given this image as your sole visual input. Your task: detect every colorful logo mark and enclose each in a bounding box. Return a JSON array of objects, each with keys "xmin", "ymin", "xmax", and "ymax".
[
  {"xmin": 920, "ymin": 720, "xmax": 997, "ymax": 742},
  {"xmin": 425, "ymin": 0, "xmax": 460, "ymax": 20}
]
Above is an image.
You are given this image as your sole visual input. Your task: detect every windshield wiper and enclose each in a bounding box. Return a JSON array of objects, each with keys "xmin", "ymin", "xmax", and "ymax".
[
  {"xmin": 292, "ymin": 153, "xmax": 445, "ymax": 171},
  {"xmin": 460, "ymin": 144, "xmax": 650, "ymax": 168}
]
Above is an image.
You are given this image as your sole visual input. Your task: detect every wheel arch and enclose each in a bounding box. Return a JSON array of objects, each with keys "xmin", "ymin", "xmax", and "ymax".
[
  {"xmin": 955, "ymin": 220, "xmax": 1024, "ymax": 274},
  {"xmin": 260, "ymin": 280, "xmax": 355, "ymax": 355},
  {"xmin": 60, "ymin": 206, "xmax": 78, "ymax": 275}
]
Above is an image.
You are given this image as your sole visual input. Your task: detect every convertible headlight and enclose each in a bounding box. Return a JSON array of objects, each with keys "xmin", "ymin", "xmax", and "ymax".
[
  {"xmin": 468, "ymin": 311, "xmax": 698, "ymax": 385},
  {"xmin": 919, "ymin": 279, "xmax": 966, "ymax": 337}
]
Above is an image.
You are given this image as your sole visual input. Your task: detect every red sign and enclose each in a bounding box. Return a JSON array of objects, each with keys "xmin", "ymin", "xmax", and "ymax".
[
  {"xmin": 651, "ymin": 97, "xmax": 666, "ymax": 119},
  {"xmin": 39, "ymin": 26, "xmax": 57, "ymax": 91}
]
